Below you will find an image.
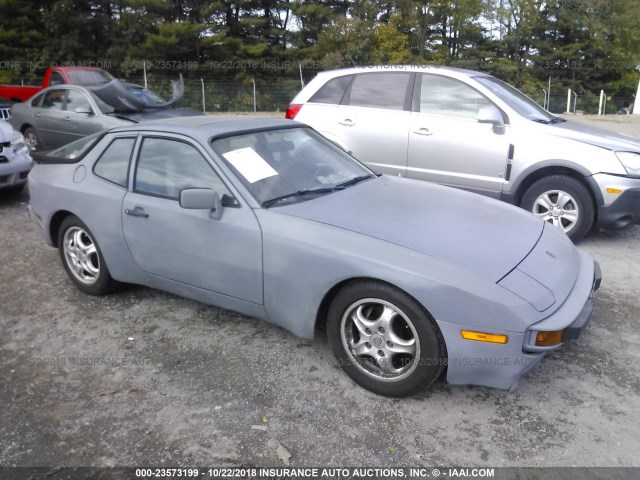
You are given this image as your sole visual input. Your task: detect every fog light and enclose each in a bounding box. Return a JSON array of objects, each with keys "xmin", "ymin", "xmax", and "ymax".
[
  {"xmin": 606, "ymin": 188, "xmax": 622, "ymax": 194},
  {"xmin": 460, "ymin": 330, "xmax": 508, "ymax": 344},
  {"xmin": 535, "ymin": 330, "xmax": 564, "ymax": 347}
]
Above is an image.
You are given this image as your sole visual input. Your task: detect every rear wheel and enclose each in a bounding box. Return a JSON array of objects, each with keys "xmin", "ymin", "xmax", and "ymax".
[
  {"xmin": 57, "ymin": 216, "xmax": 115, "ymax": 295},
  {"xmin": 327, "ymin": 281, "xmax": 446, "ymax": 397},
  {"xmin": 23, "ymin": 127, "xmax": 40, "ymax": 151},
  {"xmin": 521, "ymin": 175, "xmax": 595, "ymax": 242}
]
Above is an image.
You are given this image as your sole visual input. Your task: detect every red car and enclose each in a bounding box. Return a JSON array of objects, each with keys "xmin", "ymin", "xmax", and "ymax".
[{"xmin": 0, "ymin": 67, "xmax": 113, "ymax": 103}]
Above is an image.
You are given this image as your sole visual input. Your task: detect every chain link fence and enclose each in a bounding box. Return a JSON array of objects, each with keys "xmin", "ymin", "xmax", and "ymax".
[
  {"xmin": 530, "ymin": 93, "xmax": 634, "ymax": 115},
  {"xmin": 127, "ymin": 74, "xmax": 306, "ymax": 114}
]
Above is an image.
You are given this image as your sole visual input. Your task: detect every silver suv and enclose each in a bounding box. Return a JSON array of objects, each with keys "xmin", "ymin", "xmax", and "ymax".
[{"xmin": 286, "ymin": 66, "xmax": 640, "ymax": 241}]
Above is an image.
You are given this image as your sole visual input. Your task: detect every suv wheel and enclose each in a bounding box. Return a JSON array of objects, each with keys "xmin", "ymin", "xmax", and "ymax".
[{"xmin": 521, "ymin": 175, "xmax": 595, "ymax": 242}]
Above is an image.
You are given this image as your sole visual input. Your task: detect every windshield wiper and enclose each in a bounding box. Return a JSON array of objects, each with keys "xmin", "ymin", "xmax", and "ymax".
[
  {"xmin": 549, "ymin": 117, "xmax": 567, "ymax": 124},
  {"xmin": 532, "ymin": 118, "xmax": 551, "ymax": 124},
  {"xmin": 336, "ymin": 173, "xmax": 378, "ymax": 188},
  {"xmin": 262, "ymin": 186, "xmax": 344, "ymax": 208}
]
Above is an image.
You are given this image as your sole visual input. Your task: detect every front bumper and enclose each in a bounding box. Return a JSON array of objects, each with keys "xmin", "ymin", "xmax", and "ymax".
[
  {"xmin": 0, "ymin": 152, "xmax": 32, "ymax": 190},
  {"xmin": 441, "ymin": 251, "xmax": 600, "ymax": 390},
  {"xmin": 591, "ymin": 173, "xmax": 640, "ymax": 229},
  {"xmin": 523, "ymin": 259, "xmax": 601, "ymax": 352}
]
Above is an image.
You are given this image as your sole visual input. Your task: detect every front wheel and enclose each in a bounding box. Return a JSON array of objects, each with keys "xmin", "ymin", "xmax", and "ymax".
[
  {"xmin": 327, "ymin": 281, "xmax": 446, "ymax": 397},
  {"xmin": 23, "ymin": 127, "xmax": 41, "ymax": 151},
  {"xmin": 58, "ymin": 216, "xmax": 115, "ymax": 295},
  {"xmin": 521, "ymin": 175, "xmax": 595, "ymax": 242}
]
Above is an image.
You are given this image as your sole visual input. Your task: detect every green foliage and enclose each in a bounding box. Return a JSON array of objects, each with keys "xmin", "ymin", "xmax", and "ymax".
[{"xmin": 0, "ymin": 0, "xmax": 638, "ymax": 100}]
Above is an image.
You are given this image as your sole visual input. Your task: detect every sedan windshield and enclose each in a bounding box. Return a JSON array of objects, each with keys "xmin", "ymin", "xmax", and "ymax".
[
  {"xmin": 126, "ymin": 85, "xmax": 166, "ymax": 106},
  {"xmin": 212, "ymin": 127, "xmax": 374, "ymax": 207},
  {"xmin": 475, "ymin": 76, "xmax": 556, "ymax": 123}
]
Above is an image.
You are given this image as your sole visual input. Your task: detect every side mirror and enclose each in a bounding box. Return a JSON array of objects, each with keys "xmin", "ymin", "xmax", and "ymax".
[
  {"xmin": 477, "ymin": 105, "xmax": 505, "ymax": 134},
  {"xmin": 74, "ymin": 106, "xmax": 94, "ymax": 115},
  {"xmin": 180, "ymin": 188, "xmax": 223, "ymax": 220}
]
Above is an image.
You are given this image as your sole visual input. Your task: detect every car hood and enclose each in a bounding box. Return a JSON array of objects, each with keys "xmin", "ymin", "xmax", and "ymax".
[
  {"xmin": 548, "ymin": 119, "xmax": 640, "ymax": 152},
  {"xmin": 275, "ymin": 176, "xmax": 543, "ymax": 282}
]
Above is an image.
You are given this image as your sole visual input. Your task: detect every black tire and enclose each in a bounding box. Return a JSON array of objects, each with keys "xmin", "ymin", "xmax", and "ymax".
[
  {"xmin": 23, "ymin": 127, "xmax": 41, "ymax": 151},
  {"xmin": 2, "ymin": 184, "xmax": 25, "ymax": 196},
  {"xmin": 521, "ymin": 175, "xmax": 595, "ymax": 242},
  {"xmin": 57, "ymin": 215, "xmax": 115, "ymax": 295},
  {"xmin": 327, "ymin": 281, "xmax": 446, "ymax": 397}
]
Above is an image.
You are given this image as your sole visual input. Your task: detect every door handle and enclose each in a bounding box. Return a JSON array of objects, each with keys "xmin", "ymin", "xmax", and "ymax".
[
  {"xmin": 64, "ymin": 116, "xmax": 71, "ymax": 121},
  {"xmin": 125, "ymin": 207, "xmax": 149, "ymax": 218},
  {"xmin": 413, "ymin": 127, "xmax": 433, "ymax": 136},
  {"xmin": 35, "ymin": 113, "xmax": 41, "ymax": 118},
  {"xmin": 339, "ymin": 119, "xmax": 355, "ymax": 127}
]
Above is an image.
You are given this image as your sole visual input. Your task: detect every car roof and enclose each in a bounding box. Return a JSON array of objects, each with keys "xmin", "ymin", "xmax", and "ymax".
[
  {"xmin": 109, "ymin": 115, "xmax": 299, "ymax": 141},
  {"xmin": 313, "ymin": 65, "xmax": 491, "ymax": 80}
]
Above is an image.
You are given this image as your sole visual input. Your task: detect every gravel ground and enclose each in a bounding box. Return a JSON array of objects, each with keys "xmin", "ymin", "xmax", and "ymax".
[{"xmin": 0, "ymin": 115, "xmax": 639, "ymax": 469}]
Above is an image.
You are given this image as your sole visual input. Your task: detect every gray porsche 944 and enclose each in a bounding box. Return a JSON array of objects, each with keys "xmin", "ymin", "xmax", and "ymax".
[{"xmin": 28, "ymin": 116, "xmax": 601, "ymax": 397}]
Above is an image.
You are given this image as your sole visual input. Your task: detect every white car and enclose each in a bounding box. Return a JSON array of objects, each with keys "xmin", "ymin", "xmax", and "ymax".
[
  {"xmin": 287, "ymin": 66, "xmax": 640, "ymax": 241},
  {"xmin": 0, "ymin": 120, "xmax": 32, "ymax": 194}
]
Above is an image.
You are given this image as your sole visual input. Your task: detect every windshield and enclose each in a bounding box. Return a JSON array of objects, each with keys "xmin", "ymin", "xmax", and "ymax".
[
  {"xmin": 212, "ymin": 127, "xmax": 373, "ymax": 206},
  {"xmin": 66, "ymin": 69, "xmax": 113, "ymax": 85},
  {"xmin": 125, "ymin": 85, "xmax": 166, "ymax": 106},
  {"xmin": 48, "ymin": 131, "xmax": 105, "ymax": 160},
  {"xmin": 475, "ymin": 76, "xmax": 555, "ymax": 123}
]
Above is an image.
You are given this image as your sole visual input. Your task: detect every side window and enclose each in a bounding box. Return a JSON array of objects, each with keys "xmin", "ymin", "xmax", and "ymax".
[
  {"xmin": 134, "ymin": 137, "xmax": 233, "ymax": 200},
  {"xmin": 93, "ymin": 137, "xmax": 136, "ymax": 188},
  {"xmin": 49, "ymin": 71, "xmax": 66, "ymax": 86},
  {"xmin": 309, "ymin": 75, "xmax": 353, "ymax": 104},
  {"xmin": 420, "ymin": 75, "xmax": 489, "ymax": 119},
  {"xmin": 66, "ymin": 90, "xmax": 93, "ymax": 113},
  {"xmin": 42, "ymin": 90, "xmax": 65, "ymax": 110},
  {"xmin": 347, "ymin": 73, "xmax": 411, "ymax": 110},
  {"xmin": 31, "ymin": 93, "xmax": 44, "ymax": 108}
]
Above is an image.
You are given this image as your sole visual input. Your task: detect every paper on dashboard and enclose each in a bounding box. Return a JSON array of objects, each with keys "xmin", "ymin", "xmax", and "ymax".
[{"xmin": 223, "ymin": 147, "xmax": 278, "ymax": 183}]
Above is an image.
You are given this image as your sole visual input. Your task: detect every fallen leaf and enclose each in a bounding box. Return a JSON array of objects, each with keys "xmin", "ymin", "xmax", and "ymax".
[
  {"xmin": 276, "ymin": 442, "xmax": 291, "ymax": 465},
  {"xmin": 262, "ymin": 416, "xmax": 269, "ymax": 424},
  {"xmin": 97, "ymin": 390, "xmax": 120, "ymax": 397}
]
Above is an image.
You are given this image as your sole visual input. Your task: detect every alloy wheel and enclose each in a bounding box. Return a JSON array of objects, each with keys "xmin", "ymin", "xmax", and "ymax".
[{"xmin": 340, "ymin": 298, "xmax": 420, "ymax": 382}]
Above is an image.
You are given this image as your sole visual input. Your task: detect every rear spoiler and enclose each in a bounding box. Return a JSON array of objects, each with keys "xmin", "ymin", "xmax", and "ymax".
[
  {"xmin": 31, "ymin": 150, "xmax": 82, "ymax": 164},
  {"xmin": 31, "ymin": 132, "xmax": 106, "ymax": 164}
]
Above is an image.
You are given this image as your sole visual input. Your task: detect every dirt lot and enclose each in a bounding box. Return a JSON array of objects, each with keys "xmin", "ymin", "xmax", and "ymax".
[{"xmin": 1, "ymin": 115, "xmax": 639, "ymax": 469}]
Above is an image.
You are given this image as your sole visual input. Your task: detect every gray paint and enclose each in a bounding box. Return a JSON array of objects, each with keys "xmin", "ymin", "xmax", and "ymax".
[{"xmin": 28, "ymin": 117, "xmax": 600, "ymax": 390}]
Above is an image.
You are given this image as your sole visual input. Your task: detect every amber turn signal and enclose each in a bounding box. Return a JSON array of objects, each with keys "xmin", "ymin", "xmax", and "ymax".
[
  {"xmin": 606, "ymin": 188, "xmax": 622, "ymax": 194},
  {"xmin": 535, "ymin": 330, "xmax": 564, "ymax": 347},
  {"xmin": 460, "ymin": 330, "xmax": 508, "ymax": 344}
]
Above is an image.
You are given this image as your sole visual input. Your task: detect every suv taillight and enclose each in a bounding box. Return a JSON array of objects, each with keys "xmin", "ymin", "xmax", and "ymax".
[{"xmin": 285, "ymin": 104, "xmax": 302, "ymax": 120}]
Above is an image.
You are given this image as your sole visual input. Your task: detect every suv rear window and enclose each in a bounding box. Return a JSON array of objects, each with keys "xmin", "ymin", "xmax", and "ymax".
[
  {"xmin": 309, "ymin": 75, "xmax": 353, "ymax": 104},
  {"xmin": 347, "ymin": 73, "xmax": 411, "ymax": 110}
]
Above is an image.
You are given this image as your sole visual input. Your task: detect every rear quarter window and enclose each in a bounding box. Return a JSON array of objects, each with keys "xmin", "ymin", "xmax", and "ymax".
[
  {"xmin": 309, "ymin": 75, "xmax": 353, "ymax": 104},
  {"xmin": 93, "ymin": 137, "xmax": 136, "ymax": 188}
]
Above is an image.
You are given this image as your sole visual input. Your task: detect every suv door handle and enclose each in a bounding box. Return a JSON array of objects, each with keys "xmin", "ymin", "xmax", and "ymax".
[
  {"xmin": 125, "ymin": 207, "xmax": 149, "ymax": 218},
  {"xmin": 413, "ymin": 127, "xmax": 433, "ymax": 136},
  {"xmin": 339, "ymin": 119, "xmax": 355, "ymax": 127}
]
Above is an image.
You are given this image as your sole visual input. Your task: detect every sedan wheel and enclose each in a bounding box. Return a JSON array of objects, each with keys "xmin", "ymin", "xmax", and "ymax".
[
  {"xmin": 328, "ymin": 281, "xmax": 445, "ymax": 397},
  {"xmin": 23, "ymin": 127, "xmax": 40, "ymax": 151},
  {"xmin": 522, "ymin": 175, "xmax": 595, "ymax": 242},
  {"xmin": 58, "ymin": 216, "xmax": 115, "ymax": 295}
]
